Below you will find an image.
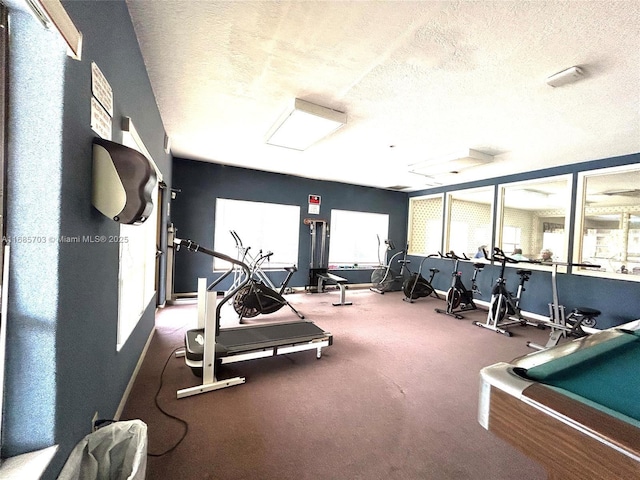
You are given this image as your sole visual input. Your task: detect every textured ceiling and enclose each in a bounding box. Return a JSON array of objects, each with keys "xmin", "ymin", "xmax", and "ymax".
[{"xmin": 125, "ymin": 1, "xmax": 640, "ymax": 191}]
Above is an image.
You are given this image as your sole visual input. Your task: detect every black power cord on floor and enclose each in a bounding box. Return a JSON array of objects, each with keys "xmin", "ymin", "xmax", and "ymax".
[{"xmin": 147, "ymin": 346, "xmax": 190, "ymax": 457}]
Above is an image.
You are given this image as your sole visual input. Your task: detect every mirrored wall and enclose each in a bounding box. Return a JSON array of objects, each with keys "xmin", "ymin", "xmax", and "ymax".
[
  {"xmin": 575, "ymin": 164, "xmax": 640, "ymax": 280},
  {"xmin": 445, "ymin": 186, "xmax": 493, "ymax": 259},
  {"xmin": 406, "ymin": 163, "xmax": 640, "ymax": 281},
  {"xmin": 497, "ymin": 175, "xmax": 571, "ymax": 265}
]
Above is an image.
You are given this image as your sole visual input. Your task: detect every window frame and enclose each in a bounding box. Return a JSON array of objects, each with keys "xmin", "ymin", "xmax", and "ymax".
[{"xmin": 0, "ymin": 3, "xmax": 7, "ymax": 460}]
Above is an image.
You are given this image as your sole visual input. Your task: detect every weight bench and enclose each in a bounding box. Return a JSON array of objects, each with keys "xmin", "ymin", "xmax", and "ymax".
[{"xmin": 317, "ymin": 272, "xmax": 352, "ymax": 306}]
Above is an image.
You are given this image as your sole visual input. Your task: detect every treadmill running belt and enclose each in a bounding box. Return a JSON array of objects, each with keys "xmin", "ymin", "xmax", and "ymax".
[
  {"xmin": 219, "ymin": 321, "xmax": 328, "ymax": 352},
  {"xmin": 185, "ymin": 321, "xmax": 331, "ymax": 361}
]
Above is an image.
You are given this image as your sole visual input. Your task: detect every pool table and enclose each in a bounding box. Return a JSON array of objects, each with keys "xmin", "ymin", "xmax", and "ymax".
[{"xmin": 478, "ymin": 327, "xmax": 640, "ymax": 479}]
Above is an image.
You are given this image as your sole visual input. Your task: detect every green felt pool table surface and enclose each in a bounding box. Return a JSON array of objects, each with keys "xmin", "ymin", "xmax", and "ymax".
[
  {"xmin": 522, "ymin": 330, "xmax": 640, "ymax": 423},
  {"xmin": 480, "ymin": 327, "xmax": 640, "ymax": 479}
]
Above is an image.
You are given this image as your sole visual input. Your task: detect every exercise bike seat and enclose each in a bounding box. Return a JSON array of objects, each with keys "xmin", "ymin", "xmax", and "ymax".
[
  {"xmin": 429, "ymin": 268, "xmax": 439, "ymax": 273},
  {"xmin": 566, "ymin": 307, "xmax": 601, "ymax": 333},
  {"xmin": 572, "ymin": 307, "xmax": 601, "ymax": 317},
  {"xmin": 473, "ymin": 263, "xmax": 484, "ymax": 270},
  {"xmin": 516, "ymin": 269, "xmax": 532, "ymax": 276},
  {"xmin": 284, "ymin": 266, "xmax": 298, "ymax": 273}
]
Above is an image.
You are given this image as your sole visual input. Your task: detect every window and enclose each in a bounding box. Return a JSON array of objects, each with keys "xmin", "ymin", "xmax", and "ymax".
[
  {"xmin": 407, "ymin": 194, "xmax": 443, "ymax": 255},
  {"xmin": 0, "ymin": 3, "xmax": 6, "ymax": 460},
  {"xmin": 118, "ymin": 120, "xmax": 160, "ymax": 350},
  {"xmin": 574, "ymin": 165, "xmax": 640, "ymax": 279},
  {"xmin": 328, "ymin": 210, "xmax": 388, "ymax": 267},
  {"xmin": 445, "ymin": 187, "xmax": 493, "ymax": 258},
  {"xmin": 497, "ymin": 175, "xmax": 571, "ymax": 265},
  {"xmin": 501, "ymin": 226, "xmax": 522, "ymax": 255},
  {"xmin": 214, "ymin": 199, "xmax": 300, "ymax": 269}
]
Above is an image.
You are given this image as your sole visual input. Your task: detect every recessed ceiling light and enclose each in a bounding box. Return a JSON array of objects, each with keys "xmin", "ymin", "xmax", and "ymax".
[
  {"xmin": 265, "ymin": 99, "xmax": 346, "ymax": 151},
  {"xmin": 409, "ymin": 148, "xmax": 494, "ymax": 177}
]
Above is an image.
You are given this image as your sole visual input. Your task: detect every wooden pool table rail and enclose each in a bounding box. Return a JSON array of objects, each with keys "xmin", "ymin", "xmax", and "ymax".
[{"xmin": 486, "ymin": 380, "xmax": 640, "ymax": 479}]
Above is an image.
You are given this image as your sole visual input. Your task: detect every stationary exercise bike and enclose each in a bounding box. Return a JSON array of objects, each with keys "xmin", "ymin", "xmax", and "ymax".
[
  {"xmin": 233, "ymin": 250, "xmax": 304, "ymax": 322},
  {"xmin": 474, "ymin": 247, "xmax": 539, "ymax": 336},
  {"xmin": 434, "ymin": 251, "xmax": 483, "ymax": 319},
  {"xmin": 402, "ymin": 254, "xmax": 440, "ymax": 302},
  {"xmin": 370, "ymin": 238, "xmax": 410, "ymax": 294},
  {"xmin": 527, "ymin": 260, "xmax": 601, "ymax": 350}
]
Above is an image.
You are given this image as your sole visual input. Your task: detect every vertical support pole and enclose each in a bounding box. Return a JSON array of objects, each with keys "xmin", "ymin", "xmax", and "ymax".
[
  {"xmin": 165, "ymin": 224, "xmax": 175, "ymax": 303},
  {"xmin": 621, "ymin": 212, "xmax": 629, "ymax": 264},
  {"xmin": 202, "ymin": 288, "xmax": 218, "ymax": 384},
  {"xmin": 197, "ymin": 278, "xmax": 207, "ymax": 329},
  {"xmin": 551, "ymin": 264, "xmax": 562, "ymax": 327},
  {"xmin": 320, "ymin": 221, "xmax": 327, "ymax": 268},
  {"xmin": 309, "ymin": 222, "xmax": 317, "ymax": 269}
]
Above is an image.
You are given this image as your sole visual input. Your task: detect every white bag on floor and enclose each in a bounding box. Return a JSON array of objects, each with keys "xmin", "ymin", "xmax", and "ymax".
[{"xmin": 58, "ymin": 419, "xmax": 147, "ymax": 480}]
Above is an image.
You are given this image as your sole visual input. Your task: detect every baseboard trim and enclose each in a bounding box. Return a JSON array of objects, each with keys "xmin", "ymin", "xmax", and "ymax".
[{"xmin": 114, "ymin": 325, "xmax": 156, "ymax": 420}]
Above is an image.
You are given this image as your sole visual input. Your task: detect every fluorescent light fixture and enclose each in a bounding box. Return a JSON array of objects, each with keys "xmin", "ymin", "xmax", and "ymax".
[
  {"xmin": 504, "ymin": 188, "xmax": 554, "ymax": 209},
  {"xmin": 265, "ymin": 99, "xmax": 346, "ymax": 151},
  {"xmin": 409, "ymin": 148, "xmax": 494, "ymax": 177},
  {"xmin": 602, "ymin": 189, "xmax": 640, "ymax": 197},
  {"xmin": 546, "ymin": 66, "xmax": 584, "ymax": 88}
]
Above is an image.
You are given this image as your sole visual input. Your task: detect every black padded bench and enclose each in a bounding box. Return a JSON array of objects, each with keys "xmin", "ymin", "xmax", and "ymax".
[{"xmin": 317, "ymin": 272, "xmax": 352, "ymax": 306}]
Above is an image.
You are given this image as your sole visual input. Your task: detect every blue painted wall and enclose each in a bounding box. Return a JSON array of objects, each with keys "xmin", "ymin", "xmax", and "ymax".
[
  {"xmin": 171, "ymin": 159, "xmax": 408, "ymax": 293},
  {"xmin": 5, "ymin": 1, "xmax": 170, "ymax": 478},
  {"xmin": 171, "ymin": 153, "xmax": 640, "ymax": 330},
  {"xmin": 408, "ymin": 153, "xmax": 640, "ymax": 329},
  {"xmin": 4, "ymin": 1, "xmax": 635, "ymax": 476}
]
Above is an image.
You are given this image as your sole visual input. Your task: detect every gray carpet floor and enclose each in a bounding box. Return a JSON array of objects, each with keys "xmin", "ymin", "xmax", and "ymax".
[{"xmin": 122, "ymin": 288, "xmax": 553, "ymax": 479}]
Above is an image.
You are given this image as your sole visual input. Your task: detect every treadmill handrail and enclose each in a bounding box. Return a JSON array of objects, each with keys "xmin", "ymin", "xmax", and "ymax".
[{"xmin": 174, "ymin": 237, "xmax": 251, "ymax": 327}]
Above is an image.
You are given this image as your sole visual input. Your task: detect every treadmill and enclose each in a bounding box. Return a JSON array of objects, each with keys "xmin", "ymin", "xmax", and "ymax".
[{"xmin": 174, "ymin": 238, "xmax": 333, "ymax": 398}]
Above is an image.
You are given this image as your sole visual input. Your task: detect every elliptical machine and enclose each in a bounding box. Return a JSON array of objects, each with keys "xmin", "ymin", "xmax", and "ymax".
[
  {"xmin": 402, "ymin": 254, "xmax": 440, "ymax": 302},
  {"xmin": 434, "ymin": 251, "xmax": 483, "ymax": 319},
  {"xmin": 370, "ymin": 237, "xmax": 410, "ymax": 294}
]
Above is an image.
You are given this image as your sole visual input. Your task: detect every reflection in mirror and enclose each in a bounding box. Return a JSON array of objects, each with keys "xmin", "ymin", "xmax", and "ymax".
[
  {"xmin": 576, "ymin": 166, "xmax": 640, "ymax": 277},
  {"xmin": 408, "ymin": 194, "xmax": 443, "ymax": 255},
  {"xmin": 499, "ymin": 175, "xmax": 571, "ymax": 264},
  {"xmin": 446, "ymin": 187, "xmax": 493, "ymax": 259}
]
